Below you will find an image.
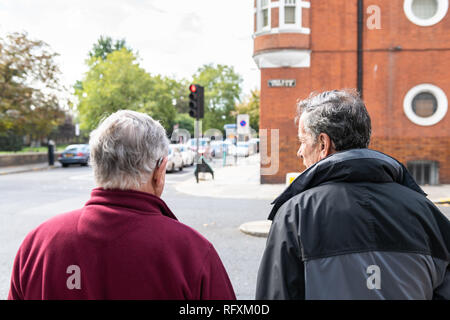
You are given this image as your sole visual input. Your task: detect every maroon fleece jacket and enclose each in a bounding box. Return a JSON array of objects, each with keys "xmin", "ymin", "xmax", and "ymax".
[{"xmin": 8, "ymin": 188, "xmax": 236, "ymax": 300}]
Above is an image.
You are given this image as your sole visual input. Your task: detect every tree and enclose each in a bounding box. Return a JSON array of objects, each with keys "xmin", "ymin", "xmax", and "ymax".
[
  {"xmin": 192, "ymin": 64, "xmax": 243, "ymax": 132},
  {"xmin": 171, "ymin": 78, "xmax": 190, "ymax": 114},
  {"xmin": 88, "ymin": 35, "xmax": 131, "ymax": 61},
  {"xmin": 0, "ymin": 32, "xmax": 65, "ymax": 144},
  {"xmin": 173, "ymin": 113, "xmax": 194, "ymax": 136},
  {"xmin": 75, "ymin": 49, "xmax": 177, "ymax": 133},
  {"xmin": 76, "ymin": 48, "xmax": 151, "ymax": 130},
  {"xmin": 140, "ymin": 75, "xmax": 178, "ymax": 135},
  {"xmin": 234, "ymin": 89, "xmax": 260, "ymax": 133}
]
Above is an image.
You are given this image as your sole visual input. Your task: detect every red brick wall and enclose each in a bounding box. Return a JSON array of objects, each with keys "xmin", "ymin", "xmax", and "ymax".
[
  {"xmin": 364, "ymin": 51, "xmax": 450, "ymax": 138},
  {"xmin": 363, "ymin": 0, "xmax": 450, "ymax": 50},
  {"xmin": 256, "ymin": 0, "xmax": 450, "ymax": 184},
  {"xmin": 370, "ymin": 137, "xmax": 450, "ymax": 184},
  {"xmin": 254, "ymin": 33, "xmax": 310, "ymax": 53},
  {"xmin": 271, "ymin": 7, "xmax": 279, "ymax": 29}
]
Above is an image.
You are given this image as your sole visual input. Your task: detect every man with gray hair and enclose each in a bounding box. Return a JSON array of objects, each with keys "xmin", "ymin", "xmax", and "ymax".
[
  {"xmin": 256, "ymin": 89, "xmax": 450, "ymax": 300},
  {"xmin": 9, "ymin": 110, "xmax": 236, "ymax": 300}
]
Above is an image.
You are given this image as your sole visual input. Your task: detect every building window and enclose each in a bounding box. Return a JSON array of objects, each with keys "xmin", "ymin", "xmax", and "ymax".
[
  {"xmin": 404, "ymin": 0, "xmax": 449, "ymax": 26},
  {"xmin": 284, "ymin": 0, "xmax": 297, "ymax": 24},
  {"xmin": 407, "ymin": 160, "xmax": 439, "ymax": 185},
  {"xmin": 278, "ymin": 0, "xmax": 310, "ymax": 33},
  {"xmin": 258, "ymin": 0, "xmax": 270, "ymax": 31},
  {"xmin": 412, "ymin": 0, "xmax": 438, "ymax": 19},
  {"xmin": 403, "ymin": 84, "xmax": 448, "ymax": 126},
  {"xmin": 412, "ymin": 92, "xmax": 438, "ymax": 117}
]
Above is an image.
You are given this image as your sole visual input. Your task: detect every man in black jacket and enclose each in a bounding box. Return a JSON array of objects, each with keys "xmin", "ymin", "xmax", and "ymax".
[{"xmin": 256, "ymin": 89, "xmax": 450, "ymax": 300}]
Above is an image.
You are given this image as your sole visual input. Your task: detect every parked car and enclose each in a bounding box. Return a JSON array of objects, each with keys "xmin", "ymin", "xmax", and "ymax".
[
  {"xmin": 223, "ymin": 139, "xmax": 237, "ymax": 156},
  {"xmin": 249, "ymin": 138, "xmax": 260, "ymax": 153},
  {"xmin": 186, "ymin": 138, "xmax": 212, "ymax": 159},
  {"xmin": 58, "ymin": 144, "xmax": 90, "ymax": 167},
  {"xmin": 179, "ymin": 144, "xmax": 195, "ymax": 167},
  {"xmin": 210, "ymin": 141, "xmax": 224, "ymax": 158},
  {"xmin": 236, "ymin": 142, "xmax": 250, "ymax": 157},
  {"xmin": 166, "ymin": 145, "xmax": 183, "ymax": 172}
]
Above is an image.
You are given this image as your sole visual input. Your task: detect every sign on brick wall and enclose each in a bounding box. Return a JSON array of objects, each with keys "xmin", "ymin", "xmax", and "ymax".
[{"xmin": 268, "ymin": 79, "xmax": 296, "ymax": 88}]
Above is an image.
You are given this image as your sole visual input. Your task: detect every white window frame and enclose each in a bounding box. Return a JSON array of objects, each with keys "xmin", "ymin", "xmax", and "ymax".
[
  {"xmin": 257, "ymin": 0, "xmax": 271, "ymax": 32},
  {"xmin": 282, "ymin": 0, "xmax": 299, "ymax": 26},
  {"xmin": 403, "ymin": 84, "xmax": 448, "ymax": 126},
  {"xmin": 279, "ymin": 0, "xmax": 311, "ymax": 34},
  {"xmin": 404, "ymin": 0, "xmax": 449, "ymax": 26}
]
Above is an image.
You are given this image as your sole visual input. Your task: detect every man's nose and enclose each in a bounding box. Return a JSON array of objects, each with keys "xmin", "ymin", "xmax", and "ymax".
[{"xmin": 297, "ymin": 148, "xmax": 302, "ymax": 158}]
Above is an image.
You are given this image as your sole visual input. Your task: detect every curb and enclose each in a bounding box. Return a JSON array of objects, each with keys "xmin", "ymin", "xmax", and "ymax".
[
  {"xmin": 239, "ymin": 220, "xmax": 272, "ymax": 238},
  {"xmin": 0, "ymin": 164, "xmax": 61, "ymax": 176}
]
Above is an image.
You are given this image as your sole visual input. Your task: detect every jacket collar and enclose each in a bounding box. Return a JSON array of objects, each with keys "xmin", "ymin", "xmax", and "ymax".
[
  {"xmin": 268, "ymin": 149, "xmax": 426, "ymax": 220},
  {"xmin": 85, "ymin": 188, "xmax": 178, "ymax": 221}
]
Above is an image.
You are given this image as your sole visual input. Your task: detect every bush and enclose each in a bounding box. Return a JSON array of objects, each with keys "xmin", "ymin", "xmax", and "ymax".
[{"xmin": 0, "ymin": 131, "xmax": 23, "ymax": 152}]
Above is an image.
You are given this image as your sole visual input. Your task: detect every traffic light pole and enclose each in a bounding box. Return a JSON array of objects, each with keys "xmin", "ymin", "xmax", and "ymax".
[
  {"xmin": 195, "ymin": 118, "xmax": 200, "ymax": 165},
  {"xmin": 189, "ymin": 84, "xmax": 206, "ymax": 182}
]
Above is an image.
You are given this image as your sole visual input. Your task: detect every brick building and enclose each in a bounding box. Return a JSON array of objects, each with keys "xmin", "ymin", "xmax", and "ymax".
[{"xmin": 253, "ymin": 0, "xmax": 450, "ymax": 185}]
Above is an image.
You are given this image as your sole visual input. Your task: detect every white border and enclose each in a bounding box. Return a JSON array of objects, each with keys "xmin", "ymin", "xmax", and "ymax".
[
  {"xmin": 403, "ymin": 83, "xmax": 448, "ymax": 126},
  {"xmin": 403, "ymin": 0, "xmax": 449, "ymax": 26}
]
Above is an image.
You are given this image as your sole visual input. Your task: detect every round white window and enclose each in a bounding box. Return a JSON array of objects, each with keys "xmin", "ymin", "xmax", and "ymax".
[
  {"xmin": 404, "ymin": 0, "xmax": 449, "ymax": 26},
  {"xmin": 403, "ymin": 84, "xmax": 448, "ymax": 126}
]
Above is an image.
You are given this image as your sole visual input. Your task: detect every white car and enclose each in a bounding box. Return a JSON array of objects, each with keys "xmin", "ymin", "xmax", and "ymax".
[
  {"xmin": 186, "ymin": 138, "xmax": 211, "ymax": 156},
  {"xmin": 223, "ymin": 139, "xmax": 237, "ymax": 156},
  {"xmin": 249, "ymin": 138, "xmax": 260, "ymax": 153},
  {"xmin": 166, "ymin": 145, "xmax": 184, "ymax": 172},
  {"xmin": 179, "ymin": 144, "xmax": 195, "ymax": 167},
  {"xmin": 236, "ymin": 142, "xmax": 250, "ymax": 157},
  {"xmin": 210, "ymin": 141, "xmax": 224, "ymax": 158}
]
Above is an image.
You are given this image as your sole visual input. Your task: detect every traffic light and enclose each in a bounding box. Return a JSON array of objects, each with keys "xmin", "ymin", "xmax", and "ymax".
[{"xmin": 188, "ymin": 84, "xmax": 204, "ymax": 119}]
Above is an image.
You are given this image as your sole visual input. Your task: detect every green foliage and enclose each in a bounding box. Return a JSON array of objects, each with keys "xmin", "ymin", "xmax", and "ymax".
[
  {"xmin": 192, "ymin": 64, "xmax": 243, "ymax": 131},
  {"xmin": 76, "ymin": 49, "xmax": 152, "ymax": 130},
  {"xmin": 174, "ymin": 113, "xmax": 195, "ymax": 136},
  {"xmin": 76, "ymin": 48, "xmax": 177, "ymax": 134},
  {"xmin": 89, "ymin": 36, "xmax": 131, "ymax": 61},
  {"xmin": 0, "ymin": 32, "xmax": 66, "ymax": 140},
  {"xmin": 234, "ymin": 89, "xmax": 260, "ymax": 132},
  {"xmin": 0, "ymin": 131, "xmax": 23, "ymax": 151},
  {"xmin": 171, "ymin": 78, "xmax": 190, "ymax": 114},
  {"xmin": 76, "ymin": 38, "xmax": 245, "ymax": 137}
]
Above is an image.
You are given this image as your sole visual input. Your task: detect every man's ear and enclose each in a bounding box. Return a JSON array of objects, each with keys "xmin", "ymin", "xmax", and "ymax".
[
  {"xmin": 318, "ymin": 133, "xmax": 335, "ymax": 157},
  {"xmin": 153, "ymin": 157, "xmax": 167, "ymax": 184}
]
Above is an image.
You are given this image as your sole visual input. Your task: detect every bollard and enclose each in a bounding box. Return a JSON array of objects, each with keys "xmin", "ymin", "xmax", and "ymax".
[
  {"xmin": 222, "ymin": 142, "xmax": 227, "ymax": 167},
  {"xmin": 48, "ymin": 140, "xmax": 55, "ymax": 166}
]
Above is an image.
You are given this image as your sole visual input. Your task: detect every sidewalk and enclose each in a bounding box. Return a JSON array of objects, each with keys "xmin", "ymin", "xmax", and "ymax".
[
  {"xmin": 0, "ymin": 162, "xmax": 61, "ymax": 175},
  {"xmin": 175, "ymin": 154, "xmax": 450, "ymax": 204},
  {"xmin": 175, "ymin": 154, "xmax": 286, "ymax": 201}
]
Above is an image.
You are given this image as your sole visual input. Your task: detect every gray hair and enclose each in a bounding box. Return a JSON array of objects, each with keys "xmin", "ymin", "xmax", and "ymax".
[
  {"xmin": 89, "ymin": 110, "xmax": 169, "ymax": 190},
  {"xmin": 296, "ymin": 89, "xmax": 371, "ymax": 151}
]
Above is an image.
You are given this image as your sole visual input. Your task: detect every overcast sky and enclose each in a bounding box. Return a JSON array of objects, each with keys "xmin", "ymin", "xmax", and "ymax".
[{"xmin": 0, "ymin": 0, "xmax": 260, "ymax": 98}]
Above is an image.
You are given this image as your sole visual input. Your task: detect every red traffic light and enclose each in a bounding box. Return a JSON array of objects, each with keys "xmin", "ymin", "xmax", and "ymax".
[{"xmin": 189, "ymin": 84, "xmax": 197, "ymax": 93}]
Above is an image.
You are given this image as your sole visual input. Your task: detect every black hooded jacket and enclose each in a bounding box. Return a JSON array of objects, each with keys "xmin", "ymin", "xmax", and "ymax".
[{"xmin": 256, "ymin": 149, "xmax": 450, "ymax": 299}]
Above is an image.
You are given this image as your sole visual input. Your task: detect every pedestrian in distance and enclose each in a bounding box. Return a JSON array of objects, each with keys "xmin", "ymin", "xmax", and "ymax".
[
  {"xmin": 256, "ymin": 89, "xmax": 450, "ymax": 300},
  {"xmin": 9, "ymin": 110, "xmax": 236, "ymax": 300}
]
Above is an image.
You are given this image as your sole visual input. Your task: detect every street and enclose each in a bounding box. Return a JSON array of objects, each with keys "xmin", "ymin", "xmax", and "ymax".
[
  {"xmin": 0, "ymin": 162, "xmax": 271, "ymax": 300},
  {"xmin": 1, "ymin": 161, "xmax": 449, "ymax": 300}
]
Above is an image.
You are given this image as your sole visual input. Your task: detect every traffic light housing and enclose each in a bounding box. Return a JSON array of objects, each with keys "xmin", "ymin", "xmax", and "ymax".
[{"xmin": 189, "ymin": 84, "xmax": 204, "ymax": 119}]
